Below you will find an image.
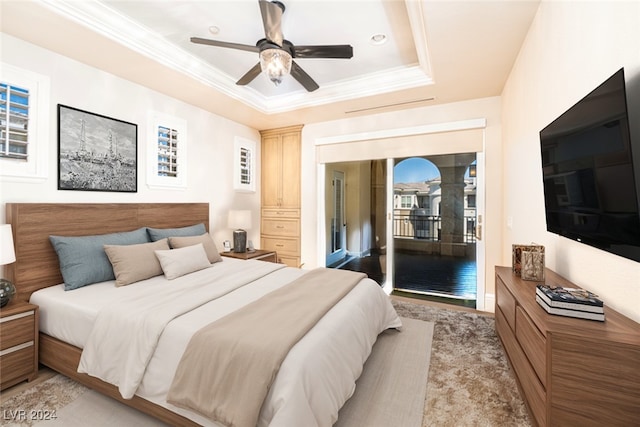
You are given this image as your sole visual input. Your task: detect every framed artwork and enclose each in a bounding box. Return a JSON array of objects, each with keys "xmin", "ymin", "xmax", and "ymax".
[{"xmin": 57, "ymin": 104, "xmax": 137, "ymax": 192}]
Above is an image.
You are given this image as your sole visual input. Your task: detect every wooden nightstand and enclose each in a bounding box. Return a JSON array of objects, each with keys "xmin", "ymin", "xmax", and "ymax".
[
  {"xmin": 0, "ymin": 302, "xmax": 39, "ymax": 391},
  {"xmin": 220, "ymin": 249, "xmax": 278, "ymax": 263}
]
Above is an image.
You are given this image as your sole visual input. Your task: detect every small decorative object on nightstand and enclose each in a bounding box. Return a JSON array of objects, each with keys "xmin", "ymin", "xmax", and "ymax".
[
  {"xmin": 0, "ymin": 224, "xmax": 17, "ymax": 308},
  {"xmin": 0, "ymin": 302, "xmax": 39, "ymax": 390},
  {"xmin": 221, "ymin": 249, "xmax": 277, "ymax": 263},
  {"xmin": 228, "ymin": 210, "xmax": 252, "ymax": 253}
]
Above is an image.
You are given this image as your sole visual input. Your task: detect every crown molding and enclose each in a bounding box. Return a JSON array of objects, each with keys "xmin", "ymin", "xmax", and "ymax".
[{"xmin": 39, "ymin": 0, "xmax": 434, "ymax": 114}]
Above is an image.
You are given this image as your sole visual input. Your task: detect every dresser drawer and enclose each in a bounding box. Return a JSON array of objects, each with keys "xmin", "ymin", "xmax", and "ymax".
[
  {"xmin": 0, "ymin": 345, "xmax": 35, "ymax": 387},
  {"xmin": 278, "ymin": 255, "xmax": 301, "ymax": 268},
  {"xmin": 516, "ymin": 306, "xmax": 547, "ymax": 387},
  {"xmin": 0, "ymin": 310, "xmax": 36, "ymax": 351},
  {"xmin": 496, "ymin": 277, "xmax": 516, "ymax": 332},
  {"xmin": 261, "ymin": 237, "xmax": 299, "ymax": 255},
  {"xmin": 262, "ymin": 218, "xmax": 299, "ymax": 237},
  {"xmin": 498, "ymin": 308, "xmax": 546, "ymax": 427},
  {"xmin": 262, "ymin": 208, "xmax": 300, "ymax": 218}
]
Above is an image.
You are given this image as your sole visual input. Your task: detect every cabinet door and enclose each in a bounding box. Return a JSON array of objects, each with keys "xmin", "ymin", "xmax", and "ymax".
[
  {"xmin": 261, "ymin": 134, "xmax": 281, "ymax": 208},
  {"xmin": 280, "ymin": 132, "xmax": 300, "ymax": 208}
]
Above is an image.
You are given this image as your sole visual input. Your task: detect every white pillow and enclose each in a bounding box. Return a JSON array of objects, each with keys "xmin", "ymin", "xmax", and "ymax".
[{"xmin": 155, "ymin": 243, "xmax": 211, "ymax": 280}]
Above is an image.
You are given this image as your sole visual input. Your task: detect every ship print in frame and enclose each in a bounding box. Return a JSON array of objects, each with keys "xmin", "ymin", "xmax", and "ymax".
[{"xmin": 58, "ymin": 104, "xmax": 137, "ymax": 192}]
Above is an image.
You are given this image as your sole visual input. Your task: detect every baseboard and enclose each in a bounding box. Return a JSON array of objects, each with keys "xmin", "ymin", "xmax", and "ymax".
[{"xmin": 484, "ymin": 293, "xmax": 495, "ymax": 313}]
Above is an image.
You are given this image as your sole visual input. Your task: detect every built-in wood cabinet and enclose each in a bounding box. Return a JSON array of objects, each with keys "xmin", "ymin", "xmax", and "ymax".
[
  {"xmin": 495, "ymin": 266, "xmax": 640, "ymax": 426},
  {"xmin": 0, "ymin": 302, "xmax": 39, "ymax": 390},
  {"xmin": 260, "ymin": 126, "xmax": 302, "ymax": 267}
]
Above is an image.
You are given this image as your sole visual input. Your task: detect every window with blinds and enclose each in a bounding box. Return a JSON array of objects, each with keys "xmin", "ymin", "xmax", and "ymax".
[
  {"xmin": 239, "ymin": 146, "xmax": 251, "ymax": 185},
  {"xmin": 234, "ymin": 137, "xmax": 256, "ymax": 192},
  {"xmin": 0, "ymin": 82, "xmax": 29, "ymax": 160},
  {"xmin": 157, "ymin": 125, "xmax": 178, "ymax": 177},
  {"xmin": 147, "ymin": 112, "xmax": 186, "ymax": 189}
]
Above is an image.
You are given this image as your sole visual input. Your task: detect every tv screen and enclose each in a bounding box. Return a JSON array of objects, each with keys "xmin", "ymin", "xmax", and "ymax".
[{"xmin": 539, "ymin": 68, "xmax": 640, "ymax": 262}]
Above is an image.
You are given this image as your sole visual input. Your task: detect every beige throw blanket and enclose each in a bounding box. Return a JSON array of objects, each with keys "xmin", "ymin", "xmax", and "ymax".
[{"xmin": 167, "ymin": 268, "xmax": 366, "ymax": 427}]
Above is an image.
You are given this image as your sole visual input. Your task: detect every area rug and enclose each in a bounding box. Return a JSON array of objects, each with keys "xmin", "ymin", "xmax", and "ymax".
[
  {"xmin": 1, "ymin": 300, "xmax": 531, "ymax": 427},
  {"xmin": 391, "ymin": 299, "xmax": 531, "ymax": 427},
  {"xmin": 335, "ymin": 317, "xmax": 434, "ymax": 427}
]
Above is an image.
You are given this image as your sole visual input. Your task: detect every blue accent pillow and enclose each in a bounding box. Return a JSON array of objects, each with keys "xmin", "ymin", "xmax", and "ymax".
[
  {"xmin": 49, "ymin": 227, "xmax": 150, "ymax": 291},
  {"xmin": 146, "ymin": 223, "xmax": 207, "ymax": 241}
]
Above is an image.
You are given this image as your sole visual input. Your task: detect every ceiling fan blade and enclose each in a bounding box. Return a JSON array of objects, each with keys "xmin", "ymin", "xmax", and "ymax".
[
  {"xmin": 259, "ymin": 0, "xmax": 284, "ymax": 46},
  {"xmin": 290, "ymin": 61, "xmax": 319, "ymax": 92},
  {"xmin": 236, "ymin": 63, "xmax": 263, "ymax": 86},
  {"xmin": 190, "ymin": 37, "xmax": 259, "ymax": 53},
  {"xmin": 292, "ymin": 45, "xmax": 354, "ymax": 59}
]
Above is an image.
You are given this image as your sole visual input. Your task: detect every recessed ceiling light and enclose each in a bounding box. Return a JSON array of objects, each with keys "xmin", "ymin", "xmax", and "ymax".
[
  {"xmin": 370, "ymin": 33, "xmax": 387, "ymax": 45},
  {"xmin": 208, "ymin": 26, "xmax": 220, "ymax": 35}
]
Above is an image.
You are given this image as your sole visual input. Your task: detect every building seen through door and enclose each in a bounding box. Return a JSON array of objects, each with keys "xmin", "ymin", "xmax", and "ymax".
[{"xmin": 328, "ymin": 155, "xmax": 478, "ymax": 308}]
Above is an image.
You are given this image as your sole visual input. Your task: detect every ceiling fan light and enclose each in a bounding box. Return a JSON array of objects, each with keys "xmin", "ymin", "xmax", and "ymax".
[{"xmin": 259, "ymin": 48, "xmax": 292, "ymax": 86}]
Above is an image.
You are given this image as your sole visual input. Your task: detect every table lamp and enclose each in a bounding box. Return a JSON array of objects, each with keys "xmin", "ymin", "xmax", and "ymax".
[
  {"xmin": 228, "ymin": 210, "xmax": 252, "ymax": 253},
  {"xmin": 0, "ymin": 224, "xmax": 17, "ymax": 307}
]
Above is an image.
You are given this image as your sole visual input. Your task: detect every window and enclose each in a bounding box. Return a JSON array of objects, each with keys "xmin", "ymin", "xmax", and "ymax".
[
  {"xmin": 0, "ymin": 83, "xmax": 29, "ymax": 160},
  {"xmin": 157, "ymin": 125, "xmax": 178, "ymax": 177},
  {"xmin": 467, "ymin": 194, "xmax": 476, "ymax": 208},
  {"xmin": 147, "ymin": 112, "xmax": 187, "ymax": 189},
  {"xmin": 0, "ymin": 63, "xmax": 49, "ymax": 180},
  {"xmin": 234, "ymin": 137, "xmax": 256, "ymax": 192},
  {"xmin": 401, "ymin": 195, "xmax": 413, "ymax": 208},
  {"xmin": 239, "ymin": 146, "xmax": 251, "ymax": 185}
]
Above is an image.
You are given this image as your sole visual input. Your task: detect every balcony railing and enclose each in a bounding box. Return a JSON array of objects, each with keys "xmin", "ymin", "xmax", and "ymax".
[{"xmin": 393, "ymin": 214, "xmax": 476, "ymax": 243}]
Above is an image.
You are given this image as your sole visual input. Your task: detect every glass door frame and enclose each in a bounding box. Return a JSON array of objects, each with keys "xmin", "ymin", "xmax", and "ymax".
[{"xmin": 314, "ymin": 118, "xmax": 487, "ymax": 310}]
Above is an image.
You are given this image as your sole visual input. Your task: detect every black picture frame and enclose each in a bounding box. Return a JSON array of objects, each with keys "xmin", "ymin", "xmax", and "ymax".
[{"xmin": 57, "ymin": 104, "xmax": 137, "ymax": 192}]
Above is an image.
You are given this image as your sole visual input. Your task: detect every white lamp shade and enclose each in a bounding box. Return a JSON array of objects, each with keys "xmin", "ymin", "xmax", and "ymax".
[
  {"xmin": 228, "ymin": 210, "xmax": 252, "ymax": 230},
  {"xmin": 0, "ymin": 224, "xmax": 16, "ymax": 265}
]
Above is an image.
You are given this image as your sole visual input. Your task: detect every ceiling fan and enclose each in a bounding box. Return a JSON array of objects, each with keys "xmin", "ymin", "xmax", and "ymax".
[{"xmin": 190, "ymin": 0, "xmax": 353, "ymax": 92}]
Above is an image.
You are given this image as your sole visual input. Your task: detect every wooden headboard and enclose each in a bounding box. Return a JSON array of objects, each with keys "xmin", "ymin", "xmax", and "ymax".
[{"xmin": 6, "ymin": 203, "xmax": 209, "ymax": 302}]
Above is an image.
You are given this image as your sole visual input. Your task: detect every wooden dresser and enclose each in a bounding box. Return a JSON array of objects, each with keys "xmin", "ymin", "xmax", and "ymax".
[
  {"xmin": 260, "ymin": 125, "xmax": 302, "ymax": 268},
  {"xmin": 0, "ymin": 302, "xmax": 39, "ymax": 390},
  {"xmin": 495, "ymin": 266, "xmax": 640, "ymax": 426}
]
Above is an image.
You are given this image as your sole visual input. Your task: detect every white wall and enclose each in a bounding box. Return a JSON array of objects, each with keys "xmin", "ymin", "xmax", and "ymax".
[
  {"xmin": 0, "ymin": 34, "xmax": 262, "ymax": 251},
  {"xmin": 301, "ymin": 97, "xmax": 502, "ymax": 311},
  {"xmin": 501, "ymin": 1, "xmax": 640, "ymax": 322}
]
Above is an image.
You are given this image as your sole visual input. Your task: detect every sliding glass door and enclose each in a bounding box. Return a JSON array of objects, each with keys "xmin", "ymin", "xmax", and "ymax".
[{"xmin": 391, "ymin": 154, "xmax": 478, "ymax": 306}]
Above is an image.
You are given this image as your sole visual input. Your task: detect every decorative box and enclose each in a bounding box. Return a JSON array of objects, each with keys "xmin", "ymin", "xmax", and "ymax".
[{"xmin": 512, "ymin": 243, "xmax": 545, "ymax": 280}]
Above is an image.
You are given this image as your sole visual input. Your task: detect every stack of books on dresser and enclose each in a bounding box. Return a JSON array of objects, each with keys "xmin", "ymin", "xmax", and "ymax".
[{"xmin": 536, "ymin": 284, "xmax": 605, "ymax": 321}]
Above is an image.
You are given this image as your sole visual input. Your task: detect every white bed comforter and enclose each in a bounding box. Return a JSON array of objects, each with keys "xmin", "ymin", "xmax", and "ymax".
[{"xmin": 40, "ymin": 259, "xmax": 402, "ymax": 427}]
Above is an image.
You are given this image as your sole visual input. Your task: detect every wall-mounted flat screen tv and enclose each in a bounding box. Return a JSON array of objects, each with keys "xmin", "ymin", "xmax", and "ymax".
[{"xmin": 539, "ymin": 68, "xmax": 640, "ymax": 262}]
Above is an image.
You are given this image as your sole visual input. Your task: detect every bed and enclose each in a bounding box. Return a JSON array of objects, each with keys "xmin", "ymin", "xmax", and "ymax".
[{"xmin": 6, "ymin": 203, "xmax": 402, "ymax": 427}]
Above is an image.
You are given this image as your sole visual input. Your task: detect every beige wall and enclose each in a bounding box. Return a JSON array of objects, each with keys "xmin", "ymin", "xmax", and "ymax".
[
  {"xmin": 0, "ymin": 34, "xmax": 262, "ymax": 250},
  {"xmin": 501, "ymin": 1, "xmax": 640, "ymax": 322},
  {"xmin": 324, "ymin": 162, "xmax": 373, "ymax": 259}
]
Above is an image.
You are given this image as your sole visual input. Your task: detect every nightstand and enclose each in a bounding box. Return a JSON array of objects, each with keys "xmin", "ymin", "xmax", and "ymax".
[
  {"xmin": 220, "ymin": 249, "xmax": 278, "ymax": 263},
  {"xmin": 0, "ymin": 302, "xmax": 39, "ymax": 391}
]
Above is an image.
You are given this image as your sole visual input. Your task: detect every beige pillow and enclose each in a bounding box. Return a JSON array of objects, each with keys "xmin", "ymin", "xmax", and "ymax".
[
  {"xmin": 168, "ymin": 233, "xmax": 222, "ymax": 264},
  {"xmin": 104, "ymin": 239, "xmax": 169, "ymax": 287},
  {"xmin": 155, "ymin": 243, "xmax": 212, "ymax": 280}
]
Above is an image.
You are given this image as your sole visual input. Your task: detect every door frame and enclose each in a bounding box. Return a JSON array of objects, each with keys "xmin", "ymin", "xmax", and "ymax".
[
  {"xmin": 326, "ymin": 170, "xmax": 347, "ymax": 266},
  {"xmin": 315, "ymin": 118, "xmax": 486, "ymax": 310}
]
